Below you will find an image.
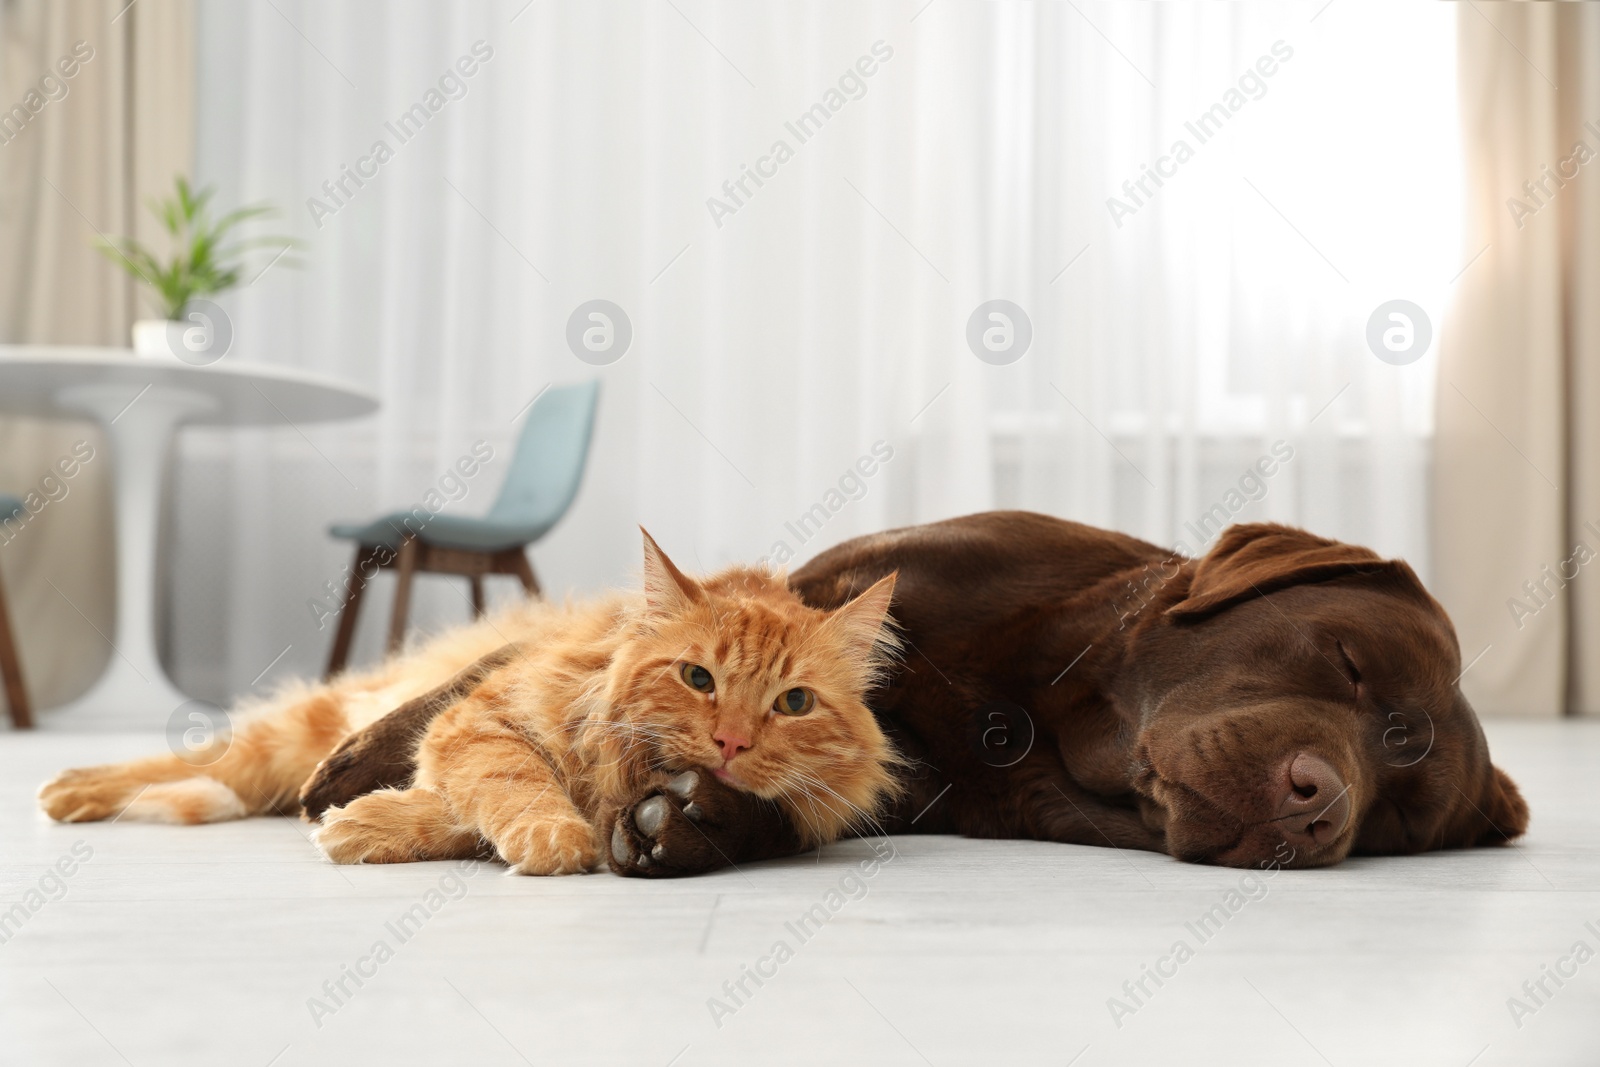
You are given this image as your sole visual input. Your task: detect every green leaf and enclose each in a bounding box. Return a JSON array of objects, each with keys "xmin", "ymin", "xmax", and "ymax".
[
  {"xmin": 213, "ymin": 205, "xmax": 274, "ymax": 233},
  {"xmin": 92, "ymin": 175, "xmax": 306, "ymax": 316}
]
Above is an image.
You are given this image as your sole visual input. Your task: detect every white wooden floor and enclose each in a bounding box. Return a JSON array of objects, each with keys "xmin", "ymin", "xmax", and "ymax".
[{"xmin": 2, "ymin": 721, "xmax": 1597, "ymax": 1067}]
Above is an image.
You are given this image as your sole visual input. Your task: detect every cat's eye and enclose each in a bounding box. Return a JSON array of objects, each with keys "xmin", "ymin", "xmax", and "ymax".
[
  {"xmin": 681, "ymin": 663, "xmax": 715, "ymax": 692},
  {"xmin": 773, "ymin": 687, "xmax": 816, "ymax": 716}
]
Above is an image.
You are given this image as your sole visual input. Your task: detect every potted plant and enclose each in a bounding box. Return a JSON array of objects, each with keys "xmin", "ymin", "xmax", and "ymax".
[{"xmin": 96, "ymin": 176, "xmax": 301, "ymax": 358}]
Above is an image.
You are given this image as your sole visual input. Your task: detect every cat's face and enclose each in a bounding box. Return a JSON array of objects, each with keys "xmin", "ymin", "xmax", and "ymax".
[{"xmin": 597, "ymin": 532, "xmax": 900, "ymax": 845}]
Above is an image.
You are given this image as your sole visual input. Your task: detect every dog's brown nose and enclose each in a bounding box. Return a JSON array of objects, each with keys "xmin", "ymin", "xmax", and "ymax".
[{"xmin": 1275, "ymin": 753, "xmax": 1352, "ymax": 846}]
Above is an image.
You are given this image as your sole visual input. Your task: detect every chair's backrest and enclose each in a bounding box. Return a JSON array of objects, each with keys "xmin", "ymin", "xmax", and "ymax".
[{"xmin": 486, "ymin": 380, "xmax": 601, "ymax": 532}]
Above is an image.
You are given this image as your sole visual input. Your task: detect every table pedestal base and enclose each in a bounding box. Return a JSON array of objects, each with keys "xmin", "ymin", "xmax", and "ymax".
[{"xmin": 49, "ymin": 382, "xmax": 217, "ymax": 728}]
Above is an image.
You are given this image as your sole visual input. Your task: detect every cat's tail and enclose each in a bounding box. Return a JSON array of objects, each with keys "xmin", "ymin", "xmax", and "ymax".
[{"xmin": 37, "ymin": 683, "xmax": 355, "ymax": 825}]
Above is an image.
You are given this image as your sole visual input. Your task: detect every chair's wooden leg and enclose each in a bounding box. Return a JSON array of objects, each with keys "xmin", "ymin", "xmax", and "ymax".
[
  {"xmin": 0, "ymin": 567, "xmax": 32, "ymax": 729},
  {"xmin": 510, "ymin": 551, "xmax": 542, "ymax": 599},
  {"xmin": 387, "ymin": 538, "xmax": 420, "ymax": 656},
  {"xmin": 470, "ymin": 575, "xmax": 485, "ymax": 618},
  {"xmin": 325, "ymin": 545, "xmax": 374, "ymax": 680}
]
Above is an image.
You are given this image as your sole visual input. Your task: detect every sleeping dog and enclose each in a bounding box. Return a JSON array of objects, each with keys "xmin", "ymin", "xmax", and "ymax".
[{"xmin": 300, "ymin": 511, "xmax": 1528, "ymax": 873}]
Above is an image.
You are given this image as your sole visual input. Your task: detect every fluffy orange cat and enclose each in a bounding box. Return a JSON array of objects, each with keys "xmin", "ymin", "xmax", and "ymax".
[{"xmin": 38, "ymin": 533, "xmax": 901, "ymax": 875}]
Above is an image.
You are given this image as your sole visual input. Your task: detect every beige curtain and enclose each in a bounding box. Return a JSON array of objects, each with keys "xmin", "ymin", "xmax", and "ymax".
[
  {"xmin": 1434, "ymin": 3, "xmax": 1600, "ymax": 717},
  {"xmin": 0, "ymin": 0, "xmax": 191, "ymax": 712}
]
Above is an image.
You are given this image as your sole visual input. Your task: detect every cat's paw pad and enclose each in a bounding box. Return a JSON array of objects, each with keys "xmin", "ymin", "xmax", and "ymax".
[
  {"xmin": 609, "ymin": 770, "xmax": 737, "ymax": 878},
  {"xmin": 499, "ymin": 816, "xmax": 599, "ymax": 876}
]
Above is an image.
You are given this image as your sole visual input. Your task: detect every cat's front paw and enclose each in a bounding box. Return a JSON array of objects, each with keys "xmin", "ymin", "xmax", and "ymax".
[
  {"xmin": 313, "ymin": 788, "xmax": 490, "ymax": 866},
  {"xmin": 313, "ymin": 793, "xmax": 422, "ymax": 864},
  {"xmin": 497, "ymin": 815, "xmax": 599, "ymax": 876},
  {"xmin": 608, "ymin": 770, "xmax": 746, "ymax": 878}
]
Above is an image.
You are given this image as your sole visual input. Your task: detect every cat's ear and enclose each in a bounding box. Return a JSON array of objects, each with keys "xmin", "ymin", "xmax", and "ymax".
[
  {"xmin": 640, "ymin": 528, "xmax": 703, "ymax": 613},
  {"xmin": 825, "ymin": 572, "xmax": 898, "ymax": 661}
]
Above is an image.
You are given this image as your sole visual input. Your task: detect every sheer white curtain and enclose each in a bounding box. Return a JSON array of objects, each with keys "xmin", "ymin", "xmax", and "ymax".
[
  {"xmin": 173, "ymin": 0, "xmax": 1458, "ymax": 702},
  {"xmin": 978, "ymin": 2, "xmax": 1456, "ymax": 557}
]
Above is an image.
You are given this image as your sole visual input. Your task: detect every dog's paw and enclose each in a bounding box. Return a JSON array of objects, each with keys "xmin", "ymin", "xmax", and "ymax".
[
  {"xmin": 608, "ymin": 770, "xmax": 748, "ymax": 878},
  {"xmin": 299, "ymin": 732, "xmax": 408, "ymax": 824}
]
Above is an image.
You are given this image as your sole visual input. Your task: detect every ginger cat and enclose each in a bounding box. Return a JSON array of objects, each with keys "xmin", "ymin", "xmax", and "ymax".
[{"xmin": 38, "ymin": 533, "xmax": 901, "ymax": 875}]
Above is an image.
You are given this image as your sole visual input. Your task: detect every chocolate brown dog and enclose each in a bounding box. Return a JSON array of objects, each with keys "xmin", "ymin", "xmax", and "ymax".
[{"xmin": 303, "ymin": 512, "xmax": 1528, "ymax": 873}]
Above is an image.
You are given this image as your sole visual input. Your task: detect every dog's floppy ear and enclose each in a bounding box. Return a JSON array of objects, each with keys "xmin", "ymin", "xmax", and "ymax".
[{"xmin": 1166, "ymin": 523, "xmax": 1411, "ymax": 621}]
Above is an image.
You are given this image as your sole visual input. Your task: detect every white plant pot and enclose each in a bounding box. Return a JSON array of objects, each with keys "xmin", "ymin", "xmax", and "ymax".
[{"xmin": 131, "ymin": 319, "xmax": 185, "ymax": 359}]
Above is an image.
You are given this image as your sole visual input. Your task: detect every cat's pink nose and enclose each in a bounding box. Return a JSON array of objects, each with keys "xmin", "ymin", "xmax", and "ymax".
[{"xmin": 713, "ymin": 730, "xmax": 750, "ymax": 761}]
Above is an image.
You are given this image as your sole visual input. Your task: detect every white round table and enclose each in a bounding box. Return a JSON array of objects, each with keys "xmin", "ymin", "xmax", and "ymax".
[{"xmin": 0, "ymin": 346, "xmax": 377, "ymax": 720}]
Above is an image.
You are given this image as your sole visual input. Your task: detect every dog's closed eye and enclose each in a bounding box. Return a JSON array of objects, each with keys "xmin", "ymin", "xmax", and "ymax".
[{"xmin": 1334, "ymin": 640, "xmax": 1362, "ymax": 698}]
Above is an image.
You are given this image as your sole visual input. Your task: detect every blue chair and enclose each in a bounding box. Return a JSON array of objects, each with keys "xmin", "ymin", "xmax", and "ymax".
[
  {"xmin": 324, "ymin": 380, "xmax": 600, "ymax": 677},
  {"xmin": 0, "ymin": 494, "xmax": 31, "ymax": 727}
]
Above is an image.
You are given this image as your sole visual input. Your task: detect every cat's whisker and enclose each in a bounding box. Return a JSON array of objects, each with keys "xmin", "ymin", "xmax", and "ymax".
[
  {"xmin": 785, "ymin": 766, "xmax": 891, "ymax": 840},
  {"xmin": 771, "ymin": 767, "xmax": 857, "ymax": 846},
  {"xmin": 772, "ymin": 773, "xmax": 829, "ymax": 845}
]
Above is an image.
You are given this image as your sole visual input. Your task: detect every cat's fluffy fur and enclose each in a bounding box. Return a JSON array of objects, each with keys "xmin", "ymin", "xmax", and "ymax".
[{"xmin": 38, "ymin": 533, "xmax": 901, "ymax": 875}]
